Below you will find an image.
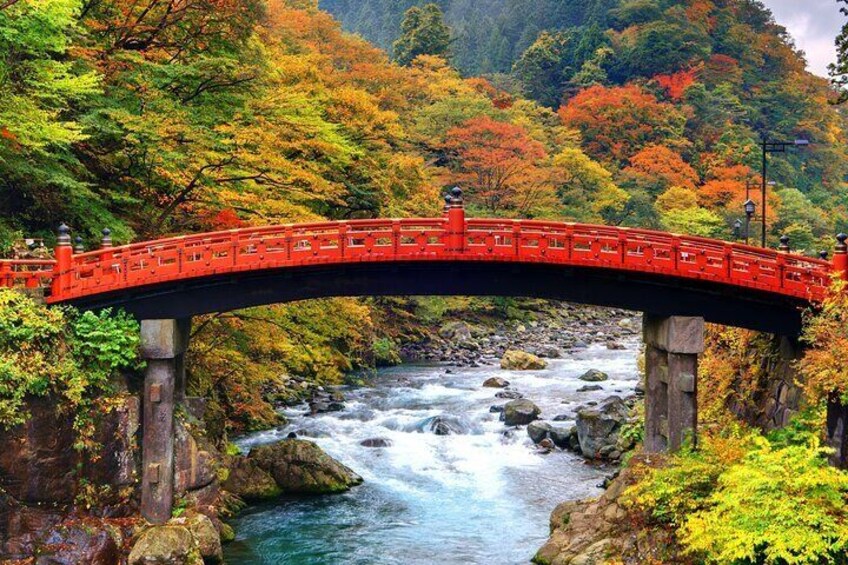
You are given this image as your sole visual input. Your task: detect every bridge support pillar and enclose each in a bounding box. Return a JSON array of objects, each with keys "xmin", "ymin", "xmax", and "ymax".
[
  {"xmin": 643, "ymin": 315, "xmax": 704, "ymax": 452},
  {"xmin": 139, "ymin": 318, "xmax": 191, "ymax": 524}
]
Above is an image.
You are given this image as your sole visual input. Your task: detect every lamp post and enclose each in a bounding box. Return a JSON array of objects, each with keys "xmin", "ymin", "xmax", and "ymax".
[
  {"xmin": 760, "ymin": 139, "xmax": 810, "ymax": 248},
  {"xmin": 744, "ymin": 199, "xmax": 756, "ymax": 245},
  {"xmin": 732, "ymin": 219, "xmax": 743, "ymax": 241}
]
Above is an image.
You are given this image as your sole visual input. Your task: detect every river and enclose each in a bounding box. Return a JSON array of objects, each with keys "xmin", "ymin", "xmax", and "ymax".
[{"xmin": 224, "ymin": 339, "xmax": 640, "ymax": 564}]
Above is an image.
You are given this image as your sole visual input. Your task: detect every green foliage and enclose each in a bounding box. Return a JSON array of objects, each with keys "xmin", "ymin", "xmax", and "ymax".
[
  {"xmin": 660, "ymin": 206, "xmax": 726, "ymax": 238},
  {"xmin": 0, "ymin": 289, "xmax": 139, "ymax": 428},
  {"xmin": 683, "ymin": 436, "xmax": 848, "ymax": 564},
  {"xmin": 372, "ymin": 337, "xmax": 402, "ymax": 367},
  {"xmin": 392, "ymin": 4, "xmax": 452, "ymax": 66},
  {"xmin": 625, "ymin": 425, "xmax": 848, "ymax": 565}
]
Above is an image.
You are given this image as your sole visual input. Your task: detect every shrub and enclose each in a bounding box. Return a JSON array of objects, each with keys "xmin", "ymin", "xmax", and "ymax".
[
  {"xmin": 682, "ymin": 436, "xmax": 848, "ymax": 564},
  {"xmin": 0, "ymin": 289, "xmax": 140, "ymax": 429}
]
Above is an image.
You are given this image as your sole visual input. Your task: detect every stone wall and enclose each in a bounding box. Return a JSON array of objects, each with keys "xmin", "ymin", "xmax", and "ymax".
[
  {"xmin": 724, "ymin": 335, "xmax": 804, "ymax": 431},
  {"xmin": 0, "ymin": 391, "xmax": 224, "ymax": 560}
]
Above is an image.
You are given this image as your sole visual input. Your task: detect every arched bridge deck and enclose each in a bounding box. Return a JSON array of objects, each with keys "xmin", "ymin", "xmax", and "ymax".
[{"xmin": 1, "ymin": 197, "xmax": 842, "ymax": 334}]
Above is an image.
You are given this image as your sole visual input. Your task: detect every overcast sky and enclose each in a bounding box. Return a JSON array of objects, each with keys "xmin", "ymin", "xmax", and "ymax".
[{"xmin": 761, "ymin": 0, "xmax": 842, "ymax": 77}]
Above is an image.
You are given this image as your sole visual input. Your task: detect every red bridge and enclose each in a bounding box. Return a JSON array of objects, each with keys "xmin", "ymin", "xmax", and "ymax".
[
  {"xmin": 5, "ymin": 188, "xmax": 848, "ymax": 524},
  {"xmin": 1, "ymin": 190, "xmax": 844, "ymax": 334}
]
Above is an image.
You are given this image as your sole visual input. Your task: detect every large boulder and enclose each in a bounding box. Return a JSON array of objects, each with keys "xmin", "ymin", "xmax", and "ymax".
[
  {"xmin": 503, "ymin": 399, "xmax": 542, "ymax": 426},
  {"xmin": 223, "ymin": 456, "xmax": 282, "ymax": 501},
  {"xmin": 501, "ymin": 350, "xmax": 547, "ymax": 371},
  {"xmin": 579, "ymin": 369, "xmax": 609, "ymax": 382},
  {"xmin": 249, "ymin": 439, "xmax": 363, "ymax": 494},
  {"xmin": 128, "ymin": 526, "xmax": 201, "ymax": 565},
  {"xmin": 575, "ymin": 396, "xmax": 630, "ymax": 459},
  {"xmin": 37, "ymin": 523, "xmax": 122, "ymax": 565},
  {"xmin": 171, "ymin": 513, "xmax": 223, "ymax": 564}
]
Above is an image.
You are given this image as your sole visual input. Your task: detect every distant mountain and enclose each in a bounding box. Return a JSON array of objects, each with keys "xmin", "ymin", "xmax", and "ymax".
[{"xmin": 319, "ymin": 0, "xmax": 619, "ymax": 75}]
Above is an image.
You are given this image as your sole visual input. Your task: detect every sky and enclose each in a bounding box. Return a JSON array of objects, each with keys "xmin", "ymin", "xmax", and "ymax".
[{"xmin": 761, "ymin": 0, "xmax": 842, "ymax": 77}]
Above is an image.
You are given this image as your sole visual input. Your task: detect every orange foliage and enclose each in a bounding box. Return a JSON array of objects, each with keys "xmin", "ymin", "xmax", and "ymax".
[
  {"xmin": 444, "ymin": 116, "xmax": 547, "ymax": 214},
  {"xmin": 654, "ymin": 69, "xmax": 698, "ymax": 100},
  {"xmin": 466, "ymin": 77, "xmax": 514, "ymax": 109},
  {"xmin": 701, "ymin": 54, "xmax": 743, "ymax": 86},
  {"xmin": 626, "ymin": 145, "xmax": 699, "ymax": 190},
  {"xmin": 697, "ymin": 165, "xmax": 752, "ymax": 209},
  {"xmin": 800, "ymin": 279, "xmax": 848, "ymax": 404},
  {"xmin": 686, "ymin": 0, "xmax": 716, "ymax": 31},
  {"xmin": 559, "ymin": 85, "xmax": 685, "ymax": 163}
]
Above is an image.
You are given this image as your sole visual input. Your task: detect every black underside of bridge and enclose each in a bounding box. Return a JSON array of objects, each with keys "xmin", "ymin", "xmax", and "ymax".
[{"xmin": 65, "ymin": 261, "xmax": 810, "ymax": 335}]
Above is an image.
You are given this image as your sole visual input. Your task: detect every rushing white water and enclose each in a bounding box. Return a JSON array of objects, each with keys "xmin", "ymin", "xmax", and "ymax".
[{"xmin": 225, "ymin": 340, "xmax": 640, "ymax": 564}]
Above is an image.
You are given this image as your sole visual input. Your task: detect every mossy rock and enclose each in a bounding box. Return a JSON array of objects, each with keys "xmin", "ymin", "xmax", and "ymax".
[
  {"xmin": 501, "ymin": 350, "xmax": 547, "ymax": 370},
  {"xmin": 250, "ymin": 439, "xmax": 363, "ymax": 494},
  {"xmin": 223, "ymin": 456, "xmax": 282, "ymax": 502},
  {"xmin": 128, "ymin": 525, "xmax": 202, "ymax": 565}
]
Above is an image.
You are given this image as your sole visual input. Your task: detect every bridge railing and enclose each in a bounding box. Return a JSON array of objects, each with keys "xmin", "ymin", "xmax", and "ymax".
[
  {"xmin": 0, "ymin": 194, "xmax": 838, "ymax": 305},
  {"xmin": 0, "ymin": 259, "xmax": 56, "ymax": 289}
]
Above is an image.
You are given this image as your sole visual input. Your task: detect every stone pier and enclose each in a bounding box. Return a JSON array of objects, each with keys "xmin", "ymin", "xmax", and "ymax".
[
  {"xmin": 643, "ymin": 315, "xmax": 705, "ymax": 452},
  {"xmin": 139, "ymin": 318, "xmax": 191, "ymax": 524}
]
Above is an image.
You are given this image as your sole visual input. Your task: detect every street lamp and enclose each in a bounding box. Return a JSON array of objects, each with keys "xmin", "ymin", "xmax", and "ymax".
[
  {"xmin": 733, "ymin": 219, "xmax": 743, "ymax": 241},
  {"xmin": 760, "ymin": 139, "xmax": 810, "ymax": 248},
  {"xmin": 744, "ymin": 199, "xmax": 756, "ymax": 245}
]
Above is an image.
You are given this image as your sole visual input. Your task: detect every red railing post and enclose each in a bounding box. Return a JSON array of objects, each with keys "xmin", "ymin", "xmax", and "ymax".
[
  {"xmin": 52, "ymin": 224, "xmax": 72, "ymax": 298},
  {"xmin": 447, "ymin": 187, "xmax": 465, "ymax": 254},
  {"xmin": 834, "ymin": 233, "xmax": 848, "ymax": 282}
]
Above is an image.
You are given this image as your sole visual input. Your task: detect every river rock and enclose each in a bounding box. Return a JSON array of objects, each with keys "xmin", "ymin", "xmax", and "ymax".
[
  {"xmin": 534, "ymin": 344, "xmax": 563, "ymax": 358},
  {"xmin": 439, "ymin": 321, "xmax": 473, "ymax": 341},
  {"xmin": 489, "ymin": 405, "xmax": 505, "ymax": 413},
  {"xmin": 500, "ymin": 350, "xmax": 547, "ymax": 370},
  {"xmin": 576, "ymin": 384, "xmax": 604, "ymax": 392},
  {"xmin": 482, "ymin": 376, "xmax": 510, "ymax": 388},
  {"xmin": 223, "ymin": 456, "xmax": 282, "ymax": 501},
  {"xmin": 249, "ymin": 439, "xmax": 363, "ymax": 494},
  {"xmin": 549, "ymin": 426, "xmax": 575, "ymax": 449},
  {"xmin": 579, "ymin": 369, "xmax": 609, "ymax": 382},
  {"xmin": 170, "ymin": 513, "xmax": 223, "ymax": 564},
  {"xmin": 575, "ymin": 396, "xmax": 629, "ymax": 459},
  {"xmin": 360, "ymin": 438, "xmax": 392, "ymax": 448},
  {"xmin": 495, "ymin": 390, "xmax": 524, "ymax": 399},
  {"xmin": 128, "ymin": 526, "xmax": 200, "ymax": 565},
  {"xmin": 528, "ymin": 421, "xmax": 553, "ymax": 444},
  {"xmin": 503, "ymin": 399, "xmax": 541, "ymax": 426}
]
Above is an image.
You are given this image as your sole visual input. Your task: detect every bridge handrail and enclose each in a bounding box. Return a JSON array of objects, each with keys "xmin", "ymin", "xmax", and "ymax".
[{"xmin": 0, "ymin": 211, "xmax": 839, "ymax": 305}]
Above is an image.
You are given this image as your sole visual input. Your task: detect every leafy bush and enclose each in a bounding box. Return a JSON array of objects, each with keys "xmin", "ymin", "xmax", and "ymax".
[
  {"xmin": 372, "ymin": 337, "xmax": 401, "ymax": 367},
  {"xmin": 682, "ymin": 436, "xmax": 848, "ymax": 564},
  {"xmin": 624, "ymin": 426, "xmax": 848, "ymax": 564},
  {"xmin": 0, "ymin": 289, "xmax": 139, "ymax": 428}
]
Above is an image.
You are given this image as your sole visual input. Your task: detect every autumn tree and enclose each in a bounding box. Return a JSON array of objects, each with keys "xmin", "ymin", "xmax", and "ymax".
[
  {"xmin": 558, "ymin": 84, "xmax": 686, "ymax": 164},
  {"xmin": 443, "ymin": 116, "xmax": 547, "ymax": 215},
  {"xmin": 624, "ymin": 145, "xmax": 699, "ymax": 193},
  {"xmin": 392, "ymin": 4, "xmax": 451, "ymax": 66},
  {"xmin": 550, "ymin": 148, "xmax": 628, "ymax": 223}
]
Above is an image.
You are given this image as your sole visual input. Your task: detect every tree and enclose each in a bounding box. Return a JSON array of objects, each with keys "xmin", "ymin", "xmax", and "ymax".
[
  {"xmin": 0, "ymin": 0, "xmax": 101, "ymax": 237},
  {"xmin": 625, "ymin": 145, "xmax": 699, "ymax": 192},
  {"xmin": 830, "ymin": 0, "xmax": 848, "ymax": 103},
  {"xmin": 443, "ymin": 116, "xmax": 547, "ymax": 215},
  {"xmin": 559, "ymin": 84, "xmax": 687, "ymax": 164},
  {"xmin": 392, "ymin": 4, "xmax": 451, "ymax": 66},
  {"xmin": 550, "ymin": 148, "xmax": 628, "ymax": 222},
  {"xmin": 660, "ymin": 206, "xmax": 725, "ymax": 238},
  {"xmin": 512, "ymin": 31, "xmax": 575, "ymax": 108}
]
